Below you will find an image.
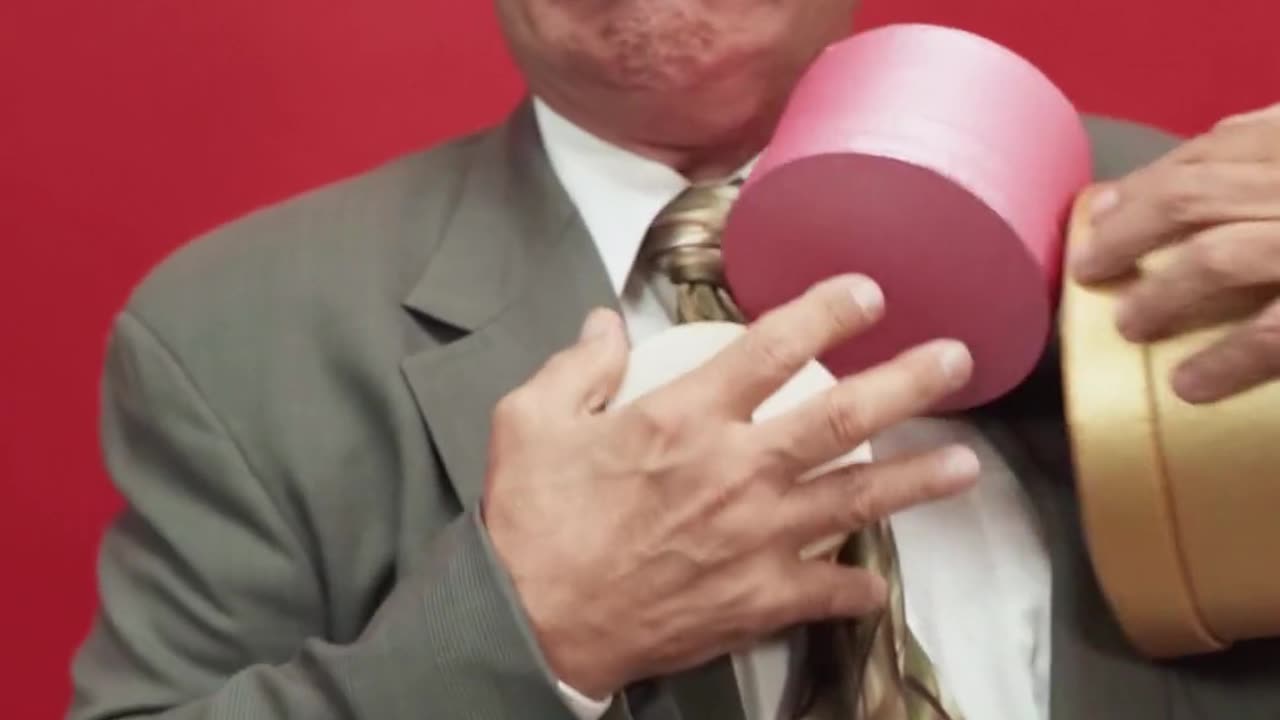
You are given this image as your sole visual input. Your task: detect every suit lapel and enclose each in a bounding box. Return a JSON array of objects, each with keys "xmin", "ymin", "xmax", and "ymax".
[
  {"xmin": 399, "ymin": 103, "xmax": 618, "ymax": 510},
  {"xmin": 399, "ymin": 102, "xmax": 749, "ymax": 720},
  {"xmin": 972, "ymin": 372, "xmax": 1172, "ymax": 720}
]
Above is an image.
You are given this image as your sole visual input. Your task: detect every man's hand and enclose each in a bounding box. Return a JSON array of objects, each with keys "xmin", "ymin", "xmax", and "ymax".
[
  {"xmin": 482, "ymin": 275, "xmax": 979, "ymax": 699},
  {"xmin": 1072, "ymin": 103, "xmax": 1280, "ymax": 403}
]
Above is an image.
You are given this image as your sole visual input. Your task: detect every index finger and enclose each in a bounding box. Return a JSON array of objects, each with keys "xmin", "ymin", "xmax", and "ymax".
[
  {"xmin": 664, "ymin": 274, "xmax": 886, "ymax": 418},
  {"xmin": 1215, "ymin": 103, "xmax": 1280, "ymax": 130},
  {"xmin": 1075, "ymin": 161, "xmax": 1280, "ymax": 283},
  {"xmin": 1177, "ymin": 115, "xmax": 1280, "ymax": 164}
]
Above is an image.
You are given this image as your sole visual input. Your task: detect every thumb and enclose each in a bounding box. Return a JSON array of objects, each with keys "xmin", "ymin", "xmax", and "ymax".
[
  {"xmin": 1215, "ymin": 102, "xmax": 1280, "ymax": 129},
  {"xmin": 530, "ymin": 308, "xmax": 629, "ymax": 413}
]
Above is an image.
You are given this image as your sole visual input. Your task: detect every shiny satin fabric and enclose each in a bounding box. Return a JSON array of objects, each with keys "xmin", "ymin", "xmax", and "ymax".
[
  {"xmin": 642, "ymin": 182, "xmax": 747, "ymax": 323},
  {"xmin": 1061, "ymin": 190, "xmax": 1280, "ymax": 658}
]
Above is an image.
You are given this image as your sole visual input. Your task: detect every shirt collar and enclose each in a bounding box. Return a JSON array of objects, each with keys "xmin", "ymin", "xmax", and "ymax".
[{"xmin": 534, "ymin": 98, "xmax": 757, "ymax": 295}]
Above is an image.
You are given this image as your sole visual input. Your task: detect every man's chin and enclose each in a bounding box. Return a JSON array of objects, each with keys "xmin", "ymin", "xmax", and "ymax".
[{"xmin": 615, "ymin": 96, "xmax": 776, "ymax": 149}]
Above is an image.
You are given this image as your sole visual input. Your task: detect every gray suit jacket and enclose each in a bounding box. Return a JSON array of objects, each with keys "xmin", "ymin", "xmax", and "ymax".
[{"xmin": 69, "ymin": 103, "xmax": 1280, "ymax": 720}]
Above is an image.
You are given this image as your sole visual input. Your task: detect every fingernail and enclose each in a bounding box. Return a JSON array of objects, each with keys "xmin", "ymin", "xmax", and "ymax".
[
  {"xmin": 847, "ymin": 275, "xmax": 885, "ymax": 317},
  {"xmin": 580, "ymin": 309, "xmax": 613, "ymax": 341},
  {"xmin": 939, "ymin": 445, "xmax": 981, "ymax": 480},
  {"xmin": 1090, "ymin": 187, "xmax": 1120, "ymax": 221},
  {"xmin": 936, "ymin": 341, "xmax": 973, "ymax": 385}
]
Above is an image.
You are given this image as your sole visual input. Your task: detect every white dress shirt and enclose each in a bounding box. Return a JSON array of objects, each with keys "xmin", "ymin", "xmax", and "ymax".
[{"xmin": 533, "ymin": 98, "xmax": 1053, "ymax": 720}]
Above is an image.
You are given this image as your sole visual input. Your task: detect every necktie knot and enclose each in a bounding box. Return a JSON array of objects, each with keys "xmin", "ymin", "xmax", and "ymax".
[
  {"xmin": 643, "ymin": 181, "xmax": 741, "ymax": 286},
  {"xmin": 640, "ymin": 181, "xmax": 745, "ymax": 324}
]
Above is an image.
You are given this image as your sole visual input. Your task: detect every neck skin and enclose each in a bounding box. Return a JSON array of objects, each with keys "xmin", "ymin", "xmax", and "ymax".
[
  {"xmin": 534, "ymin": 91, "xmax": 779, "ymax": 181},
  {"xmin": 633, "ymin": 137, "xmax": 766, "ymax": 182},
  {"xmin": 618, "ymin": 131, "xmax": 769, "ymax": 182}
]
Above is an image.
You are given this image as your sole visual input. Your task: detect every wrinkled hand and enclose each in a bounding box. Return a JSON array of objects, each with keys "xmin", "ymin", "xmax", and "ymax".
[
  {"xmin": 482, "ymin": 275, "xmax": 979, "ymax": 699},
  {"xmin": 1072, "ymin": 103, "xmax": 1280, "ymax": 403}
]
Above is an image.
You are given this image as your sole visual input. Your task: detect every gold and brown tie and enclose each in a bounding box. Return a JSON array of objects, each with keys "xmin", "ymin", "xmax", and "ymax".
[{"xmin": 641, "ymin": 181, "xmax": 960, "ymax": 720}]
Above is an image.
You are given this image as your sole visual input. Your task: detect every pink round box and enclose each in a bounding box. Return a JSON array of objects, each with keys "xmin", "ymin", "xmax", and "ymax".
[{"xmin": 723, "ymin": 23, "xmax": 1093, "ymax": 411}]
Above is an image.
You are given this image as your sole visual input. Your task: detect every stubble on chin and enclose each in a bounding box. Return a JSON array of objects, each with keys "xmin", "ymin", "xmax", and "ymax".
[{"xmin": 593, "ymin": 8, "xmax": 719, "ymax": 90}]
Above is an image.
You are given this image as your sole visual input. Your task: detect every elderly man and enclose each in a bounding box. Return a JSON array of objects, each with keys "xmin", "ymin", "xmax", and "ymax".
[{"xmin": 69, "ymin": 1, "xmax": 1280, "ymax": 719}]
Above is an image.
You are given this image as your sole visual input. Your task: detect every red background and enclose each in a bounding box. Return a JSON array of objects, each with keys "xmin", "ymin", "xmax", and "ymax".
[{"xmin": 1, "ymin": 1, "xmax": 1276, "ymax": 717}]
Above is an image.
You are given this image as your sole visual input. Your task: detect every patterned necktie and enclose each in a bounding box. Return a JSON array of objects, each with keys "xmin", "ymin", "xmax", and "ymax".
[{"xmin": 641, "ymin": 182, "xmax": 961, "ymax": 720}]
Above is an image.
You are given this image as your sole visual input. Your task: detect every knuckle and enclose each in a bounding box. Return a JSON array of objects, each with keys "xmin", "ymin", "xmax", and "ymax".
[
  {"xmin": 1187, "ymin": 233, "xmax": 1240, "ymax": 285},
  {"xmin": 494, "ymin": 387, "xmax": 538, "ymax": 427},
  {"xmin": 745, "ymin": 440, "xmax": 791, "ymax": 483},
  {"xmin": 697, "ymin": 476, "xmax": 746, "ymax": 522},
  {"xmin": 708, "ymin": 453, "xmax": 782, "ymax": 519},
  {"xmin": 625, "ymin": 400, "xmax": 683, "ymax": 449},
  {"xmin": 667, "ymin": 534, "xmax": 725, "ymax": 577},
  {"xmin": 822, "ymin": 394, "xmax": 873, "ymax": 447},
  {"xmin": 1157, "ymin": 168, "xmax": 1214, "ymax": 224},
  {"xmin": 744, "ymin": 324, "xmax": 807, "ymax": 377},
  {"xmin": 831, "ymin": 476, "xmax": 875, "ymax": 530},
  {"xmin": 802, "ymin": 466, "xmax": 876, "ymax": 533}
]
